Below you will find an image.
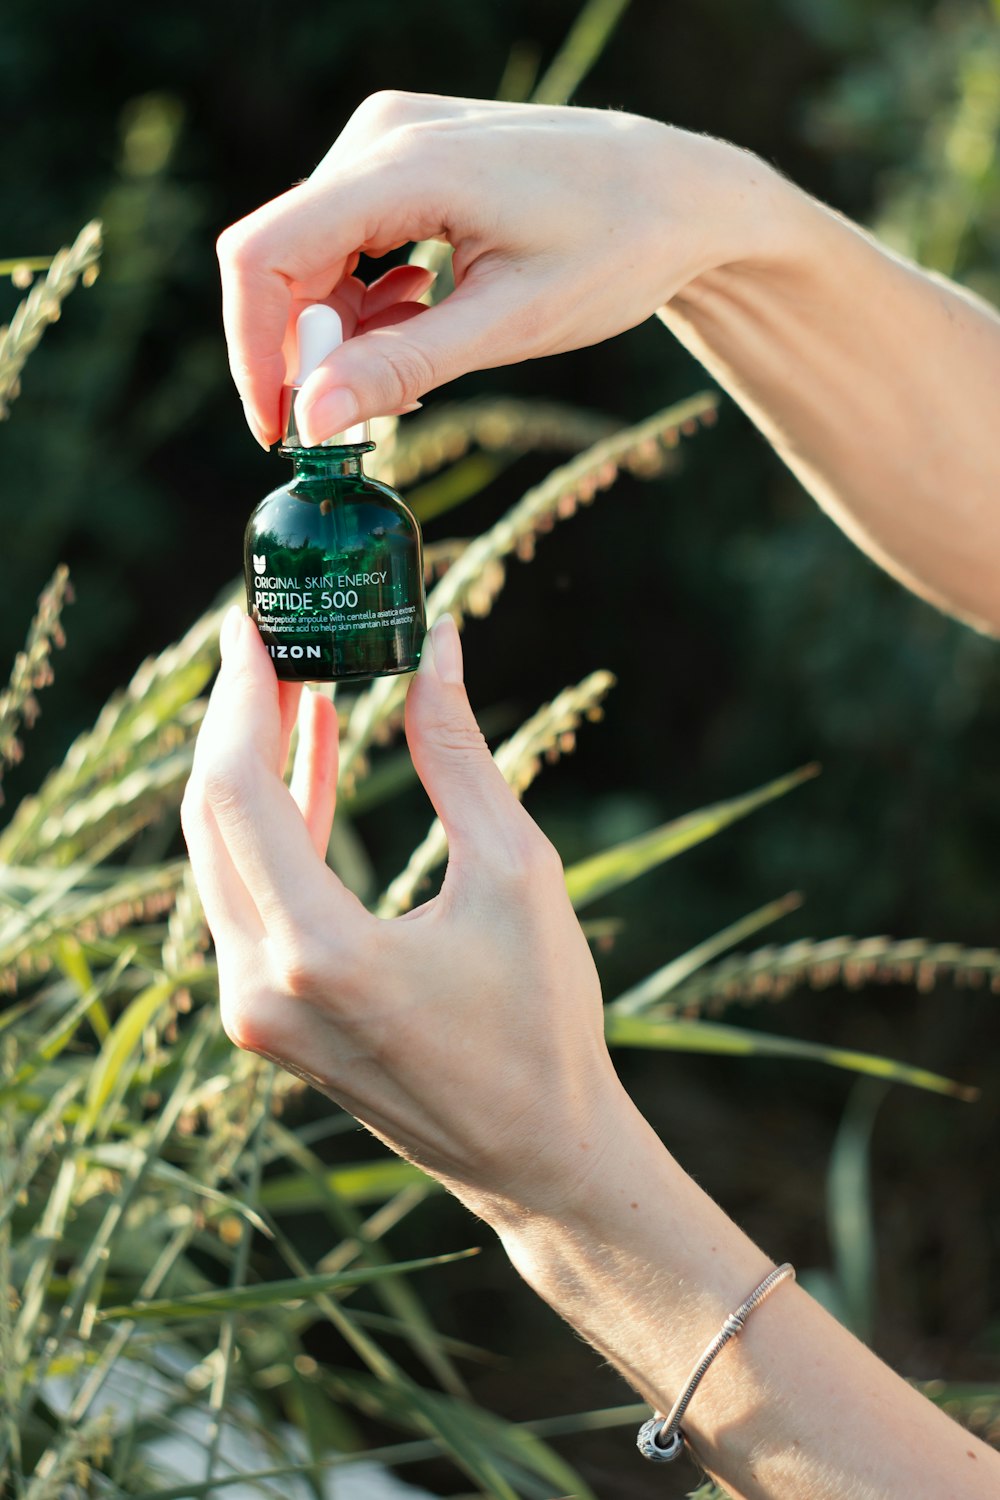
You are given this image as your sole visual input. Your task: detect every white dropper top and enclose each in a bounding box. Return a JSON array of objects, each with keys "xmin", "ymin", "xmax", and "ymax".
[
  {"xmin": 292, "ymin": 303, "xmax": 344, "ymax": 385},
  {"xmin": 284, "ymin": 303, "xmax": 370, "ymax": 447}
]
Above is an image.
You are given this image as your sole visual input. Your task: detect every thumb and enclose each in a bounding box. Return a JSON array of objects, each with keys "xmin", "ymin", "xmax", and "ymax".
[
  {"xmin": 404, "ymin": 616, "xmax": 540, "ymax": 871},
  {"xmin": 295, "ymin": 281, "xmax": 517, "ymax": 443}
]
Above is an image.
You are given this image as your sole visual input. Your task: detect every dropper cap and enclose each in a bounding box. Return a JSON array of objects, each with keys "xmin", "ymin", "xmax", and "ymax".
[{"xmin": 281, "ymin": 303, "xmax": 371, "ymax": 448}]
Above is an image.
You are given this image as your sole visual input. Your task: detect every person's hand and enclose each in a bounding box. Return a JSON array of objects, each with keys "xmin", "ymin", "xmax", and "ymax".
[
  {"xmin": 217, "ymin": 93, "xmax": 784, "ymax": 448},
  {"xmin": 181, "ymin": 609, "xmax": 632, "ymax": 1217}
]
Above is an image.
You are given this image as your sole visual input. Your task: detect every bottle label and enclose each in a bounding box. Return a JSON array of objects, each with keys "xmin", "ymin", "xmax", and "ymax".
[{"xmin": 246, "ymin": 551, "xmax": 424, "ymax": 681}]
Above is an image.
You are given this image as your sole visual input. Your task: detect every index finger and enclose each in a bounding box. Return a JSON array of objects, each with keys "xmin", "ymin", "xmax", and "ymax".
[
  {"xmin": 217, "ymin": 184, "xmax": 359, "ymax": 447},
  {"xmin": 217, "ymin": 173, "xmax": 447, "ymax": 446},
  {"xmin": 191, "ymin": 611, "xmax": 362, "ymax": 941}
]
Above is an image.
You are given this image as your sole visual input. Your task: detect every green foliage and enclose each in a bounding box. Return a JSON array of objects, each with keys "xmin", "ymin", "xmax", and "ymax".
[{"xmin": 804, "ymin": 1, "xmax": 1000, "ymax": 294}]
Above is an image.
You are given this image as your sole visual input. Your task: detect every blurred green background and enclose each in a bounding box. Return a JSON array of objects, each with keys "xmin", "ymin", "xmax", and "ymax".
[{"xmin": 3, "ymin": 0, "xmax": 1000, "ymax": 1492}]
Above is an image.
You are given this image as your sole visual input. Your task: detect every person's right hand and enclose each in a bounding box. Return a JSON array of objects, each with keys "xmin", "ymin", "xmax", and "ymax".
[{"xmin": 217, "ymin": 93, "xmax": 784, "ymax": 448}]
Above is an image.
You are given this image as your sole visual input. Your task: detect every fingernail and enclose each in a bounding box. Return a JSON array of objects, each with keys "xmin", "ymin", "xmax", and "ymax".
[
  {"xmin": 220, "ymin": 605, "xmax": 244, "ymax": 660},
  {"xmin": 298, "ymin": 387, "xmax": 358, "ymax": 446},
  {"xmin": 396, "ymin": 401, "xmax": 423, "ymax": 415},
  {"xmin": 419, "ymin": 614, "xmax": 462, "ymax": 685},
  {"xmin": 241, "ymin": 400, "xmax": 272, "ymax": 452}
]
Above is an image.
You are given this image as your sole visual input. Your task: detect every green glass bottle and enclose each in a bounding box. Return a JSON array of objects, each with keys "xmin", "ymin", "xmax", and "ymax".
[{"xmin": 244, "ymin": 306, "xmax": 425, "ymax": 683}]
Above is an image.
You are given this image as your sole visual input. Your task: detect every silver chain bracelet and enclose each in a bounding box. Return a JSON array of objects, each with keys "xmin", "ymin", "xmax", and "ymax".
[{"xmin": 636, "ymin": 1262, "xmax": 796, "ymax": 1463}]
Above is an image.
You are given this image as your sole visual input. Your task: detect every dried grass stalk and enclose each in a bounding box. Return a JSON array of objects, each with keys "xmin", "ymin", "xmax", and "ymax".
[
  {"xmin": 162, "ymin": 863, "xmax": 209, "ymax": 978},
  {"xmin": 667, "ymin": 935, "xmax": 1000, "ymax": 1014},
  {"xmin": 423, "ymin": 538, "xmax": 471, "ymax": 585},
  {"xmin": 0, "ymin": 592, "xmax": 233, "ymax": 865},
  {"xmin": 22, "ymin": 746, "xmax": 195, "ymax": 867},
  {"xmin": 0, "ymin": 860, "xmax": 187, "ymax": 988},
  {"xmin": 379, "ymin": 397, "xmax": 621, "ymax": 488},
  {"xmin": 0, "ymin": 566, "xmax": 73, "ymax": 800},
  {"xmin": 378, "ymin": 669, "xmax": 615, "ymax": 917},
  {"xmin": 0, "ymin": 221, "xmax": 102, "ymax": 419},
  {"xmin": 341, "ymin": 392, "xmax": 717, "ymax": 788}
]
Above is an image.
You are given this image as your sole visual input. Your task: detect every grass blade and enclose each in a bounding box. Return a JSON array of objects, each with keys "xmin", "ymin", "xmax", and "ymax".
[
  {"xmin": 96, "ymin": 1250, "xmax": 480, "ymax": 1322},
  {"xmin": 608, "ymin": 893, "xmax": 803, "ymax": 1017},
  {"xmin": 258, "ymin": 1158, "xmax": 435, "ymax": 1214},
  {"xmin": 265, "ymin": 1118, "xmax": 464, "ymax": 1398},
  {"xmin": 604, "ymin": 1014, "xmax": 977, "ymax": 1098},
  {"xmin": 81, "ymin": 1145, "xmax": 273, "ymax": 1238},
  {"xmin": 0, "ymin": 946, "xmax": 136, "ymax": 1105},
  {"xmin": 828, "ymin": 1079, "xmax": 887, "ymax": 1341},
  {"xmin": 532, "ymin": 0, "xmax": 633, "ymax": 104},
  {"xmin": 76, "ymin": 977, "xmax": 178, "ymax": 1142},
  {"xmin": 565, "ymin": 764, "xmax": 819, "ymax": 910}
]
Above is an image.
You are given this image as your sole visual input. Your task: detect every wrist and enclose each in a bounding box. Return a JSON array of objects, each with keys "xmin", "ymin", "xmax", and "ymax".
[
  {"xmin": 644, "ymin": 124, "xmax": 808, "ymax": 300},
  {"xmin": 489, "ymin": 1094, "xmax": 774, "ymax": 1417},
  {"xmin": 491, "ymin": 1094, "xmax": 769, "ymax": 1323},
  {"xmin": 452, "ymin": 1070, "xmax": 643, "ymax": 1230}
]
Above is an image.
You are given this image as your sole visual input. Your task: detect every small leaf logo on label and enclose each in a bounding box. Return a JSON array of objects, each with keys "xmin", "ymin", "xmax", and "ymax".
[{"xmin": 253, "ymin": 554, "xmax": 267, "ymax": 575}]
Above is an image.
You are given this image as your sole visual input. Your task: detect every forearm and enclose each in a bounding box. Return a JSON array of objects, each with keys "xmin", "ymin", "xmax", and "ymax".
[
  {"xmin": 661, "ymin": 171, "xmax": 1000, "ymax": 634},
  {"xmin": 483, "ymin": 1090, "xmax": 1000, "ymax": 1500}
]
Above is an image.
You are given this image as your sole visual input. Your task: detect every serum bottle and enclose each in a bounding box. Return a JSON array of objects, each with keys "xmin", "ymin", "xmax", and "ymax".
[{"xmin": 244, "ymin": 304, "xmax": 425, "ymax": 683}]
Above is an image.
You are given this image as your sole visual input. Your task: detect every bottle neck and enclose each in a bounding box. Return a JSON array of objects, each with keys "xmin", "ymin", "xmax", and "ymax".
[
  {"xmin": 280, "ymin": 441, "xmax": 374, "ymax": 479},
  {"xmin": 281, "ymin": 384, "xmax": 371, "ymax": 450}
]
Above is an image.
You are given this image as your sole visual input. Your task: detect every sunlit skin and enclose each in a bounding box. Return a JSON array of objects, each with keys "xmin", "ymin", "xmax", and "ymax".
[{"xmin": 186, "ymin": 93, "xmax": 1000, "ymax": 1499}]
